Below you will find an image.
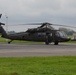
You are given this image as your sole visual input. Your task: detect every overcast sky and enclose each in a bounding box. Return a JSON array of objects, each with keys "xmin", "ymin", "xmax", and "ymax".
[{"xmin": 0, "ymin": 0, "xmax": 76, "ymax": 32}]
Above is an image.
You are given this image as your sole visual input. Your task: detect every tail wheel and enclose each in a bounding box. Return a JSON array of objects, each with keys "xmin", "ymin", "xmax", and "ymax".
[
  {"xmin": 8, "ymin": 40, "xmax": 13, "ymax": 44},
  {"xmin": 54, "ymin": 41, "xmax": 58, "ymax": 45}
]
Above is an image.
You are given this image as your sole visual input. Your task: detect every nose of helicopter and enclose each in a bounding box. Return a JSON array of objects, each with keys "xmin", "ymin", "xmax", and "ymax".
[{"xmin": 63, "ymin": 37, "xmax": 71, "ymax": 42}]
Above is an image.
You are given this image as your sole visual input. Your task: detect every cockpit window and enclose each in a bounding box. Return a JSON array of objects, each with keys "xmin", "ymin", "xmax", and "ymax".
[{"xmin": 56, "ymin": 31, "xmax": 67, "ymax": 37}]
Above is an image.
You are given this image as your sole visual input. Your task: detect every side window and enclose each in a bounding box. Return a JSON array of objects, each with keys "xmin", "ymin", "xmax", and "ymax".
[
  {"xmin": 55, "ymin": 32, "xmax": 60, "ymax": 36},
  {"xmin": 38, "ymin": 33, "xmax": 41, "ymax": 37},
  {"xmin": 50, "ymin": 33, "xmax": 52, "ymax": 36}
]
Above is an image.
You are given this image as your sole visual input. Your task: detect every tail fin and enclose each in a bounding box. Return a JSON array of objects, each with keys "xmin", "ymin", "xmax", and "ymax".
[
  {"xmin": 0, "ymin": 23, "xmax": 7, "ymax": 38},
  {"xmin": 0, "ymin": 14, "xmax": 8, "ymax": 38},
  {"xmin": 0, "ymin": 14, "xmax": 7, "ymax": 38}
]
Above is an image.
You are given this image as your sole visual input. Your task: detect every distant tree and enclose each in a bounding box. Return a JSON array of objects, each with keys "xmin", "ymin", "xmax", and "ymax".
[
  {"xmin": 59, "ymin": 27, "xmax": 75, "ymax": 36},
  {"xmin": 8, "ymin": 31, "xmax": 16, "ymax": 34}
]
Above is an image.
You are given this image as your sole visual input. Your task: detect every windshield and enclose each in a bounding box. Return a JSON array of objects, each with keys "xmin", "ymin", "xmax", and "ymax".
[{"xmin": 57, "ymin": 31, "xmax": 67, "ymax": 37}]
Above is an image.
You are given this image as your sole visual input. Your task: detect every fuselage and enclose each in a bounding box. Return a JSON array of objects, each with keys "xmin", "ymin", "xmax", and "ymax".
[{"xmin": 6, "ymin": 30, "xmax": 70, "ymax": 43}]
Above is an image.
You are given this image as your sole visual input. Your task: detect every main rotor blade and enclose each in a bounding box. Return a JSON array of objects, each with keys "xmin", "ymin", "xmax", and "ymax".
[
  {"xmin": 7, "ymin": 23, "xmax": 43, "ymax": 26},
  {"xmin": 12, "ymin": 22, "xmax": 51, "ymax": 25},
  {"xmin": 7, "ymin": 22, "xmax": 76, "ymax": 28},
  {"xmin": 18, "ymin": 23, "xmax": 42, "ymax": 25},
  {"xmin": 51, "ymin": 23, "xmax": 76, "ymax": 28},
  {"xmin": 7, "ymin": 22, "xmax": 53, "ymax": 26}
]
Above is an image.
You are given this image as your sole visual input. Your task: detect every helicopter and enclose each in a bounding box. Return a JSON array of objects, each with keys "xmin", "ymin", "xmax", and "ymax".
[{"xmin": 0, "ymin": 15, "xmax": 71, "ymax": 45}]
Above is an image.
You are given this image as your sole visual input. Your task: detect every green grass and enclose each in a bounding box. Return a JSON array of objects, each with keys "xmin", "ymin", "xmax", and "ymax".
[
  {"xmin": 0, "ymin": 56, "xmax": 76, "ymax": 75},
  {"xmin": 0, "ymin": 36, "xmax": 6, "ymax": 42},
  {"xmin": 64, "ymin": 41, "xmax": 76, "ymax": 44}
]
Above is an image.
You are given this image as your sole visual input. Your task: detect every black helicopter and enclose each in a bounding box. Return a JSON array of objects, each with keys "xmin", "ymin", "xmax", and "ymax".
[{"xmin": 0, "ymin": 15, "xmax": 71, "ymax": 45}]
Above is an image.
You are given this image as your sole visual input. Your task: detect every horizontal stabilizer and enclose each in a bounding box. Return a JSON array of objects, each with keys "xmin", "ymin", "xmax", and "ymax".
[{"xmin": 0, "ymin": 22, "xmax": 5, "ymax": 25}]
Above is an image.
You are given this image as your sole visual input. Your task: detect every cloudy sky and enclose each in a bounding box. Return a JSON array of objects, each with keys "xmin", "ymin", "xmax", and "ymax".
[{"xmin": 0, "ymin": 0, "xmax": 76, "ymax": 32}]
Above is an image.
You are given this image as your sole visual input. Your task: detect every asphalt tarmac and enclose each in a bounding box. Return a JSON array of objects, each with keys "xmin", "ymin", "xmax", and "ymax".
[{"xmin": 0, "ymin": 43, "xmax": 76, "ymax": 57}]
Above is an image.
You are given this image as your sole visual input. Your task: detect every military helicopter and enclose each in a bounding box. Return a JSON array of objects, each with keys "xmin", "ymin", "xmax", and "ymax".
[{"xmin": 0, "ymin": 15, "xmax": 71, "ymax": 45}]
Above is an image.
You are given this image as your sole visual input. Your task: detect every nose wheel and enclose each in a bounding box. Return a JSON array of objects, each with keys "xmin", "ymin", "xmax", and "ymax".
[
  {"xmin": 45, "ymin": 40, "xmax": 49, "ymax": 45},
  {"xmin": 54, "ymin": 41, "xmax": 58, "ymax": 45}
]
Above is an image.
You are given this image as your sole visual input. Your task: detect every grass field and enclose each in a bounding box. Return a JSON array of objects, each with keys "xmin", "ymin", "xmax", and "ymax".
[{"xmin": 0, "ymin": 56, "xmax": 76, "ymax": 75}]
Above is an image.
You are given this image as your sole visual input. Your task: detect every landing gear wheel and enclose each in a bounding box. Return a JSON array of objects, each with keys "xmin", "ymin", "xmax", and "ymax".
[
  {"xmin": 8, "ymin": 42, "xmax": 11, "ymax": 44},
  {"xmin": 54, "ymin": 42, "xmax": 58, "ymax": 45},
  {"xmin": 45, "ymin": 41, "xmax": 49, "ymax": 45},
  {"xmin": 45, "ymin": 36, "xmax": 49, "ymax": 45}
]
